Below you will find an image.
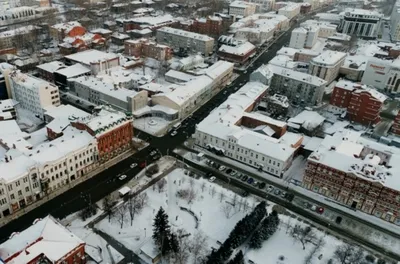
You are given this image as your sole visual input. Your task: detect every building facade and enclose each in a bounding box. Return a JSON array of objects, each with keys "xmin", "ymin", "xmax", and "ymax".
[
  {"xmin": 8, "ymin": 71, "xmax": 60, "ymax": 119},
  {"xmin": 124, "ymin": 39, "xmax": 172, "ymax": 61},
  {"xmin": 218, "ymin": 41, "xmax": 256, "ymax": 65},
  {"xmin": 303, "ymin": 130, "xmax": 400, "ymax": 225},
  {"xmin": 361, "ymin": 58, "xmax": 400, "ymax": 93},
  {"xmin": 156, "ymin": 27, "xmax": 215, "ymax": 56},
  {"xmin": 71, "ymin": 108, "xmax": 134, "ymax": 162},
  {"xmin": 308, "ymin": 50, "xmax": 346, "ymax": 84},
  {"xmin": 338, "ymin": 9, "xmax": 382, "ymax": 39},
  {"xmin": 278, "ymin": 3, "xmax": 301, "ymax": 20},
  {"xmin": 246, "ymin": 0, "xmax": 275, "ymax": 11},
  {"xmin": 391, "ymin": 111, "xmax": 400, "ymax": 135},
  {"xmin": 391, "ymin": 0, "xmax": 400, "ymax": 42},
  {"xmin": 192, "ymin": 16, "xmax": 224, "ymax": 37},
  {"xmin": 229, "ymin": 1, "xmax": 257, "ymax": 17}
]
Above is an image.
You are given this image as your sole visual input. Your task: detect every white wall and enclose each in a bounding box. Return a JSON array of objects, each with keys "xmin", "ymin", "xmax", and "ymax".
[{"xmin": 289, "ymin": 29, "xmax": 307, "ymax": 49}]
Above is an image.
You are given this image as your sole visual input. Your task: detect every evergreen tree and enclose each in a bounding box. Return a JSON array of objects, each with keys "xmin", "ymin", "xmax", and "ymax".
[
  {"xmin": 169, "ymin": 233, "xmax": 180, "ymax": 253},
  {"xmin": 152, "ymin": 207, "xmax": 171, "ymax": 252},
  {"xmin": 228, "ymin": 250, "xmax": 244, "ymax": 264}
]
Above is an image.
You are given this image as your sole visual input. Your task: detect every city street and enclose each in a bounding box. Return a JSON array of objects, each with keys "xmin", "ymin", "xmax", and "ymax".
[{"xmin": 0, "ymin": 8, "xmax": 328, "ymax": 242}]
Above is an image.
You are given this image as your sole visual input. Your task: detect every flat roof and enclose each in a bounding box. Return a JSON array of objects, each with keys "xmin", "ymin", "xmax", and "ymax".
[
  {"xmin": 65, "ymin": 50, "xmax": 119, "ymax": 66},
  {"xmin": 219, "ymin": 42, "xmax": 256, "ymax": 56},
  {"xmin": 54, "ymin": 63, "xmax": 91, "ymax": 78},
  {"xmin": 157, "ymin": 27, "xmax": 214, "ymax": 41},
  {"xmin": 269, "ymin": 64, "xmax": 327, "ymax": 86},
  {"xmin": 311, "ymin": 50, "xmax": 346, "ymax": 65},
  {"xmin": 36, "ymin": 61, "xmax": 66, "ymax": 73}
]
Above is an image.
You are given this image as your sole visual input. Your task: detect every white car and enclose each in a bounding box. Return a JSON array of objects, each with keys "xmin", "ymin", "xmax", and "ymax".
[
  {"xmin": 171, "ymin": 131, "xmax": 178, "ymax": 137},
  {"xmin": 267, "ymin": 185, "xmax": 274, "ymax": 192},
  {"xmin": 219, "ymin": 166, "xmax": 226, "ymax": 171},
  {"xmin": 130, "ymin": 163, "xmax": 137, "ymax": 169},
  {"xmin": 209, "ymin": 176, "xmax": 216, "ymax": 182},
  {"xmin": 118, "ymin": 175, "xmax": 127, "ymax": 180}
]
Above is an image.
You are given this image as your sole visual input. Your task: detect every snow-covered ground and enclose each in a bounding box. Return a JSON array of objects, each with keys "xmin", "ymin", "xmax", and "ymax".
[
  {"xmin": 95, "ymin": 168, "xmax": 381, "ymax": 264},
  {"xmin": 16, "ymin": 108, "xmax": 44, "ymax": 132}
]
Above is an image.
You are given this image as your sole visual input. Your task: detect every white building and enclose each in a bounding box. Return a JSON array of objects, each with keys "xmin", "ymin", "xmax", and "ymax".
[
  {"xmin": 229, "ymin": 1, "xmax": 257, "ymax": 17},
  {"xmin": 0, "ymin": 122, "xmax": 97, "ymax": 218},
  {"xmin": 289, "ymin": 26, "xmax": 319, "ymax": 49},
  {"xmin": 235, "ymin": 24, "xmax": 275, "ymax": 44},
  {"xmin": 301, "ymin": 20, "xmax": 338, "ymax": 38},
  {"xmin": 315, "ymin": 13, "xmax": 341, "ymax": 25},
  {"xmin": 361, "ymin": 58, "xmax": 400, "ymax": 93},
  {"xmin": 246, "ymin": 0, "xmax": 275, "ymax": 12},
  {"xmin": 151, "ymin": 61, "xmax": 234, "ymax": 119},
  {"xmin": 64, "ymin": 50, "xmax": 120, "ymax": 75},
  {"xmin": 193, "ymin": 81, "xmax": 303, "ymax": 177},
  {"xmin": 309, "ymin": 50, "xmax": 347, "ymax": 84},
  {"xmin": 391, "ymin": 0, "xmax": 400, "ymax": 42},
  {"xmin": 338, "ymin": 9, "xmax": 383, "ymax": 38},
  {"xmin": 170, "ymin": 55, "xmax": 205, "ymax": 71},
  {"xmin": 278, "ymin": 2, "xmax": 301, "ymax": 20},
  {"xmin": 156, "ymin": 27, "xmax": 215, "ymax": 56},
  {"xmin": 8, "ymin": 71, "xmax": 60, "ymax": 119}
]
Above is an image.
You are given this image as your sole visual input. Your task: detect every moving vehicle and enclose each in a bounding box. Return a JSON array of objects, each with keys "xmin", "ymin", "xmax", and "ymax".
[
  {"xmin": 130, "ymin": 163, "xmax": 137, "ymax": 169},
  {"xmin": 118, "ymin": 175, "xmax": 127, "ymax": 181},
  {"xmin": 170, "ymin": 130, "xmax": 178, "ymax": 137},
  {"xmin": 209, "ymin": 176, "xmax": 216, "ymax": 182}
]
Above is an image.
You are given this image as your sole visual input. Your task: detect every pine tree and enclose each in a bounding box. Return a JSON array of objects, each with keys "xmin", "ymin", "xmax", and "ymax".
[
  {"xmin": 249, "ymin": 231, "xmax": 263, "ymax": 249},
  {"xmin": 169, "ymin": 233, "xmax": 180, "ymax": 253},
  {"xmin": 228, "ymin": 250, "xmax": 244, "ymax": 264},
  {"xmin": 152, "ymin": 207, "xmax": 171, "ymax": 248}
]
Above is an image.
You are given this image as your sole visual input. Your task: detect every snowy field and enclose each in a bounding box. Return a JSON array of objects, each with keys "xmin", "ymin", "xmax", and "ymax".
[{"xmin": 94, "ymin": 168, "xmax": 381, "ymax": 264}]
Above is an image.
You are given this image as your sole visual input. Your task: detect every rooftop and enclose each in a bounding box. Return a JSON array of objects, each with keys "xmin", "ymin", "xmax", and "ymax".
[
  {"xmin": 51, "ymin": 21, "xmax": 82, "ymax": 33},
  {"xmin": 288, "ymin": 110, "xmax": 325, "ymax": 130},
  {"xmin": 0, "ymin": 216, "xmax": 84, "ymax": 263},
  {"xmin": 0, "ymin": 99, "xmax": 17, "ymax": 113},
  {"xmin": 269, "ymin": 64, "xmax": 327, "ymax": 86},
  {"xmin": 65, "ymin": 49, "xmax": 119, "ymax": 66},
  {"xmin": 54, "ymin": 63, "xmax": 91, "ymax": 78},
  {"xmin": 230, "ymin": 0, "xmax": 255, "ymax": 8},
  {"xmin": 165, "ymin": 70, "xmax": 197, "ymax": 82},
  {"xmin": 44, "ymin": 104, "xmax": 90, "ymax": 121},
  {"xmin": 157, "ymin": 27, "xmax": 214, "ymax": 41},
  {"xmin": 341, "ymin": 8, "xmax": 382, "ymax": 17},
  {"xmin": 36, "ymin": 61, "xmax": 66, "ymax": 73},
  {"xmin": 125, "ymin": 14, "xmax": 175, "ymax": 27},
  {"xmin": 311, "ymin": 50, "xmax": 346, "ymax": 65},
  {"xmin": 218, "ymin": 42, "xmax": 256, "ymax": 56},
  {"xmin": 335, "ymin": 80, "xmax": 387, "ymax": 102}
]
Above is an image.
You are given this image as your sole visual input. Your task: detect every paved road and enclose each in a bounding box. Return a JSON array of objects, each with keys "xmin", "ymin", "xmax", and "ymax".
[{"xmin": 0, "ymin": 7, "xmax": 330, "ymax": 243}]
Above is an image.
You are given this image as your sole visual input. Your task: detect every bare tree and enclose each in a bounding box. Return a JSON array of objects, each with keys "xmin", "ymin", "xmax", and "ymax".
[
  {"xmin": 157, "ymin": 178, "xmax": 167, "ymax": 193},
  {"xmin": 200, "ymin": 181, "xmax": 206, "ymax": 192},
  {"xmin": 102, "ymin": 194, "xmax": 114, "ymax": 222},
  {"xmin": 189, "ymin": 177, "xmax": 195, "ymax": 188},
  {"xmin": 115, "ymin": 204, "xmax": 127, "ymax": 229},
  {"xmin": 127, "ymin": 195, "xmax": 139, "ymax": 226},
  {"xmin": 221, "ymin": 203, "xmax": 233, "ymax": 219},
  {"xmin": 210, "ymin": 186, "xmax": 216, "ymax": 198},
  {"xmin": 290, "ymin": 225, "xmax": 317, "ymax": 250},
  {"xmin": 243, "ymin": 200, "xmax": 249, "ymax": 212},
  {"xmin": 334, "ymin": 244, "xmax": 358, "ymax": 264},
  {"xmin": 303, "ymin": 236, "xmax": 326, "ymax": 264},
  {"xmin": 219, "ymin": 191, "xmax": 225, "ymax": 202},
  {"xmin": 187, "ymin": 189, "xmax": 197, "ymax": 204},
  {"xmin": 190, "ymin": 232, "xmax": 207, "ymax": 264},
  {"xmin": 232, "ymin": 193, "xmax": 238, "ymax": 207},
  {"xmin": 137, "ymin": 192, "xmax": 148, "ymax": 209},
  {"xmin": 174, "ymin": 229, "xmax": 190, "ymax": 264}
]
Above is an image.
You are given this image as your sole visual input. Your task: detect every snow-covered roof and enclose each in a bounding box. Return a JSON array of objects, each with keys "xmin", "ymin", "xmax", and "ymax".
[
  {"xmin": 91, "ymin": 28, "xmax": 113, "ymax": 35},
  {"xmin": 335, "ymin": 80, "xmax": 387, "ymax": 102},
  {"xmin": 269, "ymin": 64, "xmax": 327, "ymax": 86},
  {"xmin": 269, "ymin": 55, "xmax": 298, "ymax": 69},
  {"xmin": 140, "ymin": 240, "xmax": 160, "ymax": 259},
  {"xmin": 51, "ymin": 21, "xmax": 82, "ymax": 33},
  {"xmin": 230, "ymin": 0, "xmax": 255, "ymax": 8},
  {"xmin": 341, "ymin": 8, "xmax": 382, "ymax": 17},
  {"xmin": 0, "ymin": 99, "xmax": 17, "ymax": 113},
  {"xmin": 311, "ymin": 50, "xmax": 346, "ymax": 66},
  {"xmin": 124, "ymin": 14, "xmax": 175, "ymax": 27},
  {"xmin": 0, "ymin": 25, "xmax": 38, "ymax": 38},
  {"xmin": 111, "ymin": 32, "xmax": 130, "ymax": 39},
  {"xmin": 219, "ymin": 42, "xmax": 255, "ymax": 56},
  {"xmin": 0, "ymin": 216, "xmax": 84, "ymax": 263},
  {"xmin": 44, "ymin": 104, "xmax": 90, "ymax": 121},
  {"xmin": 288, "ymin": 110, "xmax": 325, "ymax": 130},
  {"xmin": 165, "ymin": 70, "xmax": 197, "ymax": 82},
  {"xmin": 278, "ymin": 2, "xmax": 300, "ymax": 11},
  {"xmin": 127, "ymin": 28, "xmax": 153, "ymax": 35},
  {"xmin": 277, "ymin": 47, "xmax": 298, "ymax": 58},
  {"xmin": 315, "ymin": 12, "xmax": 341, "ymax": 22},
  {"xmin": 54, "ymin": 63, "xmax": 91, "ymax": 78},
  {"xmin": 157, "ymin": 27, "xmax": 214, "ymax": 41},
  {"xmin": 9, "ymin": 71, "xmax": 57, "ymax": 92},
  {"xmin": 243, "ymin": 112, "xmax": 287, "ymax": 128},
  {"xmin": 65, "ymin": 50, "xmax": 119, "ymax": 66},
  {"xmin": 36, "ymin": 61, "xmax": 66, "ymax": 73}
]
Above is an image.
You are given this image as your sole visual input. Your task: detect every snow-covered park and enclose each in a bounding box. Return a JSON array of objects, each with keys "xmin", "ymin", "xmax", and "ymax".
[{"xmin": 92, "ymin": 168, "xmax": 387, "ymax": 264}]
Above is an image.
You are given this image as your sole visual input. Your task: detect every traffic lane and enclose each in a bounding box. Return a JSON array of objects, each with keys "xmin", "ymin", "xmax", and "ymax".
[{"xmin": 182, "ymin": 157, "xmax": 400, "ymax": 262}]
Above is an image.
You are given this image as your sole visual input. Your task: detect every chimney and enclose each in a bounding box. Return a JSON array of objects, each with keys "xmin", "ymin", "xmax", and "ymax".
[{"xmin": 5, "ymin": 156, "xmax": 8, "ymax": 163}]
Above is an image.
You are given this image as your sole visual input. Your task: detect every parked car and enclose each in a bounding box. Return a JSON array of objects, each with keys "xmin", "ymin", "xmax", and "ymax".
[
  {"xmin": 252, "ymin": 181, "xmax": 258, "ymax": 187},
  {"xmin": 118, "ymin": 175, "xmax": 127, "ymax": 181},
  {"xmin": 219, "ymin": 166, "xmax": 226, "ymax": 171},
  {"xmin": 274, "ymin": 189, "xmax": 281, "ymax": 195},
  {"xmin": 230, "ymin": 171, "xmax": 237, "ymax": 176},
  {"xmin": 241, "ymin": 191, "xmax": 249, "ymax": 197},
  {"xmin": 241, "ymin": 175, "xmax": 248, "ymax": 181},
  {"xmin": 152, "ymin": 155, "xmax": 160, "ymax": 161},
  {"xmin": 258, "ymin": 182, "xmax": 266, "ymax": 189},
  {"xmin": 281, "ymin": 191, "xmax": 286, "ymax": 198},
  {"xmin": 226, "ymin": 168, "xmax": 232, "ymax": 174},
  {"xmin": 170, "ymin": 130, "xmax": 178, "ymax": 137},
  {"xmin": 150, "ymin": 150, "xmax": 157, "ymax": 156},
  {"xmin": 311, "ymin": 205, "xmax": 317, "ymax": 211},
  {"xmin": 130, "ymin": 163, "xmax": 137, "ymax": 169},
  {"xmin": 209, "ymin": 176, "xmax": 216, "ymax": 182},
  {"xmin": 267, "ymin": 185, "xmax": 274, "ymax": 192},
  {"xmin": 247, "ymin": 178, "xmax": 254, "ymax": 184},
  {"xmin": 317, "ymin": 207, "xmax": 324, "ymax": 214}
]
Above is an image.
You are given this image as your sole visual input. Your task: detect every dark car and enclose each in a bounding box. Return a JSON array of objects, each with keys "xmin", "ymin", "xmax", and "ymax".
[
  {"xmin": 258, "ymin": 182, "xmax": 266, "ymax": 189},
  {"xmin": 226, "ymin": 168, "xmax": 233, "ymax": 174},
  {"xmin": 241, "ymin": 175, "xmax": 248, "ymax": 181},
  {"xmin": 247, "ymin": 178, "xmax": 254, "ymax": 184},
  {"xmin": 241, "ymin": 191, "xmax": 249, "ymax": 197}
]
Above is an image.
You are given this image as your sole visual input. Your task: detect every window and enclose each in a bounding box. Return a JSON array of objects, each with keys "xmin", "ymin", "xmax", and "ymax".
[
  {"xmin": 23, "ymin": 177, "xmax": 28, "ymax": 183},
  {"xmin": 7, "ymin": 185, "xmax": 12, "ymax": 191},
  {"xmin": 15, "ymin": 181, "xmax": 20, "ymax": 187},
  {"xmin": 25, "ymin": 187, "xmax": 29, "ymax": 192},
  {"xmin": 18, "ymin": 190, "xmax": 22, "ymax": 196},
  {"xmin": 10, "ymin": 194, "xmax": 15, "ymax": 200}
]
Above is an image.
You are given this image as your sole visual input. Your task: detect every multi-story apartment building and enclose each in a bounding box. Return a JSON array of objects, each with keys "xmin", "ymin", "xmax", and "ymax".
[
  {"xmin": 124, "ymin": 39, "xmax": 172, "ymax": 61},
  {"xmin": 289, "ymin": 25, "xmax": 319, "ymax": 49},
  {"xmin": 301, "ymin": 20, "xmax": 338, "ymax": 38},
  {"xmin": 391, "ymin": 111, "xmax": 400, "ymax": 135},
  {"xmin": 64, "ymin": 49, "xmax": 120, "ymax": 75},
  {"xmin": 7, "ymin": 70, "xmax": 60, "ymax": 119},
  {"xmin": 0, "ymin": 25, "xmax": 38, "ymax": 52},
  {"xmin": 0, "ymin": 215, "xmax": 86, "ymax": 263},
  {"xmin": 218, "ymin": 41, "xmax": 256, "ymax": 65},
  {"xmin": 303, "ymin": 129, "xmax": 400, "ymax": 225},
  {"xmin": 0, "ymin": 122, "xmax": 97, "ymax": 218},
  {"xmin": 246, "ymin": 0, "xmax": 275, "ymax": 12},
  {"xmin": 338, "ymin": 8, "xmax": 382, "ymax": 39},
  {"xmin": 156, "ymin": 27, "xmax": 215, "ymax": 56},
  {"xmin": 229, "ymin": 1, "xmax": 257, "ymax": 17},
  {"xmin": 268, "ymin": 64, "xmax": 327, "ymax": 106},
  {"xmin": 390, "ymin": 0, "xmax": 400, "ymax": 42},
  {"xmin": 330, "ymin": 80, "xmax": 387, "ymax": 125},
  {"xmin": 193, "ymin": 81, "xmax": 303, "ymax": 177},
  {"xmin": 308, "ymin": 50, "xmax": 346, "ymax": 84},
  {"xmin": 361, "ymin": 57, "xmax": 400, "ymax": 93},
  {"xmin": 192, "ymin": 16, "xmax": 223, "ymax": 37},
  {"xmin": 71, "ymin": 107, "xmax": 134, "ymax": 162},
  {"xmin": 278, "ymin": 2, "xmax": 301, "ymax": 20}
]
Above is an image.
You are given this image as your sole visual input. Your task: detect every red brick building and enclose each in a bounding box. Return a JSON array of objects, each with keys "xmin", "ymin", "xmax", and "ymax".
[
  {"xmin": 0, "ymin": 216, "xmax": 86, "ymax": 263},
  {"xmin": 71, "ymin": 107, "xmax": 133, "ymax": 161},
  {"xmin": 303, "ymin": 129, "xmax": 400, "ymax": 225},
  {"xmin": 218, "ymin": 41, "xmax": 256, "ymax": 65},
  {"xmin": 330, "ymin": 80, "xmax": 386, "ymax": 125},
  {"xmin": 125, "ymin": 39, "xmax": 172, "ymax": 61},
  {"xmin": 192, "ymin": 16, "xmax": 223, "ymax": 37},
  {"xmin": 391, "ymin": 111, "xmax": 400, "ymax": 135},
  {"xmin": 300, "ymin": 3, "xmax": 311, "ymax": 14}
]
